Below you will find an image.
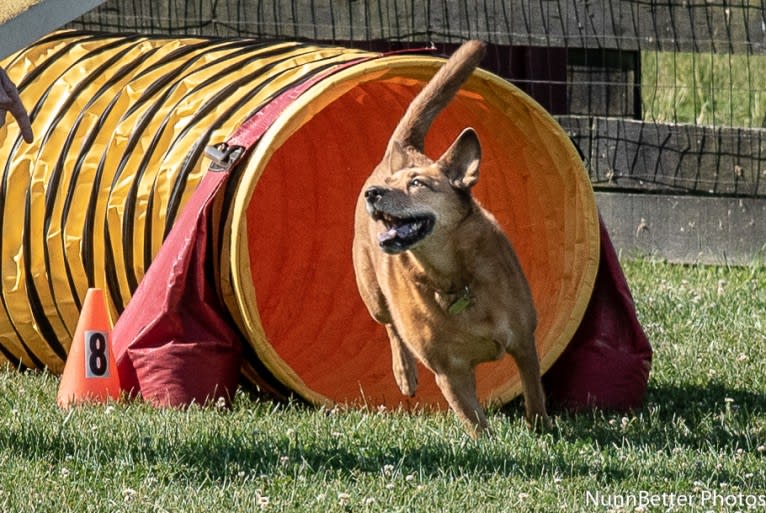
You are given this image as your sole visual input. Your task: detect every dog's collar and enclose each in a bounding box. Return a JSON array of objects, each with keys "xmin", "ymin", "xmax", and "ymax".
[
  {"xmin": 415, "ymin": 272, "xmax": 475, "ymax": 314},
  {"xmin": 447, "ymin": 285, "xmax": 475, "ymax": 315}
]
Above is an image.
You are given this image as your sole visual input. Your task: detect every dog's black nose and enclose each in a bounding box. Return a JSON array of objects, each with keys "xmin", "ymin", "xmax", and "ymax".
[{"xmin": 364, "ymin": 186, "xmax": 385, "ymax": 204}]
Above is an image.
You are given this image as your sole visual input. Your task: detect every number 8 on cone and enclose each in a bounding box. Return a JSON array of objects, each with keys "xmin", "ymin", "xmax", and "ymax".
[{"xmin": 57, "ymin": 289, "xmax": 121, "ymax": 408}]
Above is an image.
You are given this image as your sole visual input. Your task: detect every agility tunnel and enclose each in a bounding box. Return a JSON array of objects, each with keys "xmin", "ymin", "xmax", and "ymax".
[{"xmin": 0, "ymin": 31, "xmax": 603, "ymax": 409}]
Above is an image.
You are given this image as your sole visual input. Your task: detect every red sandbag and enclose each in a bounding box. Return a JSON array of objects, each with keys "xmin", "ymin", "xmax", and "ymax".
[
  {"xmin": 543, "ymin": 217, "xmax": 653, "ymax": 411},
  {"xmin": 112, "ymin": 170, "xmax": 243, "ymax": 407}
]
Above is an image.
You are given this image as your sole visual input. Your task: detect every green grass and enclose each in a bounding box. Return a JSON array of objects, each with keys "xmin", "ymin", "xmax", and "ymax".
[
  {"xmin": 1, "ymin": 259, "xmax": 765, "ymax": 512},
  {"xmin": 642, "ymin": 51, "xmax": 766, "ymax": 127}
]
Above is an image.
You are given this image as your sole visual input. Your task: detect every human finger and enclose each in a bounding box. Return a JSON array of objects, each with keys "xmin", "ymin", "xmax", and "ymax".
[{"xmin": 0, "ymin": 70, "xmax": 33, "ymax": 142}]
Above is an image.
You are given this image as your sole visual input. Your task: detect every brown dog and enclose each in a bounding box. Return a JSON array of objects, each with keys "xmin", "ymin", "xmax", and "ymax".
[{"xmin": 352, "ymin": 41, "xmax": 549, "ymax": 436}]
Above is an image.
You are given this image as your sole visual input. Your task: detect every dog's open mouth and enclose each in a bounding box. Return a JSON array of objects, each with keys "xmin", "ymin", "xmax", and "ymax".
[{"xmin": 374, "ymin": 212, "xmax": 435, "ymax": 253}]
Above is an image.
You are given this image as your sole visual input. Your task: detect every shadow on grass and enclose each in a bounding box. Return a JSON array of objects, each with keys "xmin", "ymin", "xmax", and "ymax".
[
  {"xmin": 170, "ymin": 380, "xmax": 766, "ymax": 482},
  {"xmin": 164, "ymin": 427, "xmax": 616, "ymax": 482},
  {"xmin": 523, "ymin": 381, "xmax": 766, "ymax": 453},
  {"xmin": 0, "ymin": 401, "xmax": 620, "ymax": 483},
  {"xmin": 645, "ymin": 381, "xmax": 766, "ymax": 414},
  {"xmin": 1, "ymin": 381, "xmax": 763, "ymax": 485}
]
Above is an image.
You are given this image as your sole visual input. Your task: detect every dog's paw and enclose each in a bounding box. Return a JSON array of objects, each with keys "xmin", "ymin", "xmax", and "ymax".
[
  {"xmin": 394, "ymin": 367, "xmax": 418, "ymax": 397},
  {"xmin": 525, "ymin": 413, "xmax": 553, "ymax": 433}
]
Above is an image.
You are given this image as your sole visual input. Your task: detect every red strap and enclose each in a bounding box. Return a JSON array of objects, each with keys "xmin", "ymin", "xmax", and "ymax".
[{"xmin": 205, "ymin": 46, "xmax": 436, "ymax": 172}]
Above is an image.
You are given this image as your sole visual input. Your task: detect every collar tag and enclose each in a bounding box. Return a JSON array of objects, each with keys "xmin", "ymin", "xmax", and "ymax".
[{"xmin": 448, "ymin": 286, "xmax": 474, "ymax": 315}]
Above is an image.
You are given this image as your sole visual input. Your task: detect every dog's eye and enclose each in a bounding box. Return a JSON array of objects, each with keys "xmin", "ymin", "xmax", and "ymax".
[{"xmin": 409, "ymin": 178, "xmax": 425, "ymax": 189}]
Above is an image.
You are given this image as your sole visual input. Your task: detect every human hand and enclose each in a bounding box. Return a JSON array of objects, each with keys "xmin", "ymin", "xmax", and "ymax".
[{"xmin": 0, "ymin": 67, "xmax": 33, "ymax": 143}]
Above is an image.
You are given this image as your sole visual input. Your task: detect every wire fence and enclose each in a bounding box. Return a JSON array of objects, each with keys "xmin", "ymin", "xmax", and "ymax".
[{"xmin": 69, "ymin": 0, "xmax": 766, "ymax": 198}]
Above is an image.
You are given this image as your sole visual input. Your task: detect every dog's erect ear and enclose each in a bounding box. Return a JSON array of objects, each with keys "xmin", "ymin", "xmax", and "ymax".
[
  {"xmin": 387, "ymin": 140, "xmax": 409, "ymax": 173},
  {"xmin": 438, "ymin": 128, "xmax": 481, "ymax": 190}
]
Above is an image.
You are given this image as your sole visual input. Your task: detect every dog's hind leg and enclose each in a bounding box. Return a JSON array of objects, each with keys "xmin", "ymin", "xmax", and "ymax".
[
  {"xmin": 434, "ymin": 368, "xmax": 488, "ymax": 437},
  {"xmin": 386, "ymin": 324, "xmax": 419, "ymax": 397}
]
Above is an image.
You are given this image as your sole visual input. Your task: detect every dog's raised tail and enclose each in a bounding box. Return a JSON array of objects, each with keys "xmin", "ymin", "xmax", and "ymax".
[{"xmin": 388, "ymin": 40, "xmax": 487, "ymax": 154}]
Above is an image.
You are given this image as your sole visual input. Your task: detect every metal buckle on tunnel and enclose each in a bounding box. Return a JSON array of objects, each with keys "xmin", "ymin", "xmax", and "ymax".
[{"xmin": 205, "ymin": 142, "xmax": 245, "ymax": 172}]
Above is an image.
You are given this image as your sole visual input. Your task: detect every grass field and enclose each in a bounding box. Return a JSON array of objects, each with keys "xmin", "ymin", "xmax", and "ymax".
[
  {"xmin": 0, "ymin": 259, "xmax": 764, "ymax": 512},
  {"xmin": 642, "ymin": 51, "xmax": 766, "ymax": 128}
]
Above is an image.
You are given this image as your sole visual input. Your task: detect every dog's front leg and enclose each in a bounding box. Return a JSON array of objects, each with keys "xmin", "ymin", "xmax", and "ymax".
[
  {"xmin": 434, "ymin": 367, "xmax": 488, "ymax": 437},
  {"xmin": 385, "ymin": 324, "xmax": 419, "ymax": 397},
  {"xmin": 507, "ymin": 337, "xmax": 550, "ymax": 430}
]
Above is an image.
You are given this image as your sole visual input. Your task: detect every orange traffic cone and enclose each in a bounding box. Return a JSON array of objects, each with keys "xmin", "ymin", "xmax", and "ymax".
[{"xmin": 57, "ymin": 288, "xmax": 121, "ymax": 408}]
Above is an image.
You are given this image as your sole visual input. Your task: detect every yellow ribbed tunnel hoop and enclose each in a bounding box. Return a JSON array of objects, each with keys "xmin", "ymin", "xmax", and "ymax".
[{"xmin": 0, "ymin": 31, "xmax": 598, "ymax": 409}]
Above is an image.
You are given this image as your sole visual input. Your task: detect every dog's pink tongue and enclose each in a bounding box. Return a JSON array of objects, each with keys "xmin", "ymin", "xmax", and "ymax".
[
  {"xmin": 378, "ymin": 223, "xmax": 416, "ymax": 243},
  {"xmin": 378, "ymin": 227, "xmax": 400, "ymax": 243}
]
